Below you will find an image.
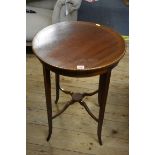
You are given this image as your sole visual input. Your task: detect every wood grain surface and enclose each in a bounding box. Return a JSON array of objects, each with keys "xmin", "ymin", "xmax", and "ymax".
[
  {"xmin": 32, "ymin": 21, "xmax": 125, "ymax": 77},
  {"xmin": 26, "ymin": 41, "xmax": 128, "ymax": 155}
]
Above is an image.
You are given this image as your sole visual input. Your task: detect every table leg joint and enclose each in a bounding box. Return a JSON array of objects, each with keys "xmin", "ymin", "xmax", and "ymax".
[{"xmin": 79, "ymin": 101, "xmax": 99, "ymax": 122}]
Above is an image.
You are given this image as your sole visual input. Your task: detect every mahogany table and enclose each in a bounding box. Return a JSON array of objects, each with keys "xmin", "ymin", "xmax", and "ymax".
[{"xmin": 32, "ymin": 21, "xmax": 125, "ymax": 145}]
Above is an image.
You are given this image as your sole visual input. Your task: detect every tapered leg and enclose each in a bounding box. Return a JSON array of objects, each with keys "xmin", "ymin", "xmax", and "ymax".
[
  {"xmin": 43, "ymin": 65, "xmax": 52, "ymax": 141},
  {"xmin": 97, "ymin": 71, "xmax": 111, "ymax": 145},
  {"xmin": 55, "ymin": 74, "xmax": 60, "ymax": 104}
]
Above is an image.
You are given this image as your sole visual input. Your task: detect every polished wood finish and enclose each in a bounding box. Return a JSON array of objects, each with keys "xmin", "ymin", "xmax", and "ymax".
[
  {"xmin": 98, "ymin": 71, "xmax": 111, "ymax": 145},
  {"xmin": 32, "ymin": 21, "xmax": 125, "ymax": 145},
  {"xmin": 27, "ymin": 39, "xmax": 128, "ymax": 154},
  {"xmin": 33, "ymin": 21, "xmax": 125, "ymax": 77},
  {"xmin": 55, "ymin": 74, "xmax": 60, "ymax": 104},
  {"xmin": 43, "ymin": 65, "xmax": 52, "ymax": 141},
  {"xmin": 53, "ymin": 81, "xmax": 99, "ymax": 122}
]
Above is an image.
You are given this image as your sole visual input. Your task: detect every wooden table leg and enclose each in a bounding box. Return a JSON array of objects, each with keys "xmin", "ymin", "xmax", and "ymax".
[
  {"xmin": 97, "ymin": 71, "xmax": 111, "ymax": 145},
  {"xmin": 43, "ymin": 65, "xmax": 52, "ymax": 141},
  {"xmin": 55, "ymin": 74, "xmax": 60, "ymax": 104}
]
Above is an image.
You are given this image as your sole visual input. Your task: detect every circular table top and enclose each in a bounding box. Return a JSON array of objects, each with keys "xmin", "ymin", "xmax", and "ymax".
[{"xmin": 32, "ymin": 21, "xmax": 125, "ymax": 77}]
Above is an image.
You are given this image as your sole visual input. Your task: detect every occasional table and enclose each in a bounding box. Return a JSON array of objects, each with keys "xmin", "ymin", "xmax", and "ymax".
[{"xmin": 32, "ymin": 21, "xmax": 125, "ymax": 145}]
